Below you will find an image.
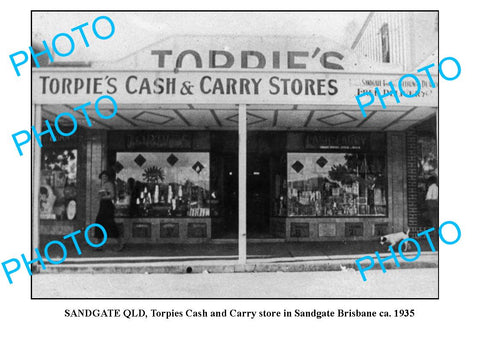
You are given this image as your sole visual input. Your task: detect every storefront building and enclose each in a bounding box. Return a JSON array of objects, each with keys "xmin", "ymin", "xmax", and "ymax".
[
  {"xmin": 32, "ymin": 35, "xmax": 438, "ymax": 260},
  {"xmin": 351, "ymin": 11, "xmax": 439, "ymax": 236}
]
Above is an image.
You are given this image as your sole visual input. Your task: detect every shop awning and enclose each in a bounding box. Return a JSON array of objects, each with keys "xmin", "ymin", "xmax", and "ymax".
[
  {"xmin": 34, "ymin": 35, "xmax": 437, "ymax": 132},
  {"xmin": 40, "ymin": 103, "xmax": 435, "ymax": 131}
]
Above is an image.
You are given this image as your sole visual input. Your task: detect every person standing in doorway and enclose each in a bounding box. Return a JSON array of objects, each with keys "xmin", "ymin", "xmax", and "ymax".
[
  {"xmin": 425, "ymin": 176, "xmax": 439, "ymax": 230},
  {"xmin": 95, "ymin": 170, "xmax": 125, "ymax": 251}
]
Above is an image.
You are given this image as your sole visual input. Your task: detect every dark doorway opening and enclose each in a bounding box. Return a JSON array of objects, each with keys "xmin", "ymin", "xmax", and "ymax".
[
  {"xmin": 247, "ymin": 155, "xmax": 270, "ymax": 237},
  {"xmin": 211, "ymin": 131, "xmax": 286, "ymax": 239},
  {"xmin": 222, "ymin": 153, "xmax": 239, "ymax": 237},
  {"xmin": 211, "ymin": 132, "xmax": 238, "ymax": 239},
  {"xmin": 246, "ymin": 131, "xmax": 286, "ymax": 239}
]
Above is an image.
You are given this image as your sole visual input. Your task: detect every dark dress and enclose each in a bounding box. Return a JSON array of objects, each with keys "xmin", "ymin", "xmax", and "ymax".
[{"xmin": 95, "ymin": 182, "xmax": 119, "ymax": 239}]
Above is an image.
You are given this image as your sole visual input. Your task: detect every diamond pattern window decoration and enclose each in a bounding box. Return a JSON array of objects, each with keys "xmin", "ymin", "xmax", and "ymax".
[
  {"xmin": 291, "ymin": 160, "xmax": 304, "ymax": 173},
  {"xmin": 192, "ymin": 161, "xmax": 205, "ymax": 174},
  {"xmin": 316, "ymin": 156, "xmax": 328, "ymax": 168},
  {"xmin": 113, "ymin": 161, "xmax": 124, "ymax": 173},
  {"xmin": 134, "ymin": 154, "xmax": 146, "ymax": 167},
  {"xmin": 317, "ymin": 112, "xmax": 357, "ymax": 127},
  {"xmin": 167, "ymin": 153, "xmax": 179, "ymax": 166},
  {"xmin": 226, "ymin": 112, "xmax": 268, "ymax": 126}
]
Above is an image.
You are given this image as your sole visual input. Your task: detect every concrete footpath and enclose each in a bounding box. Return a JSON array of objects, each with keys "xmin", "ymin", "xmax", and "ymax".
[
  {"xmin": 38, "ymin": 240, "xmax": 439, "ymax": 275},
  {"xmin": 33, "ymin": 269, "xmax": 439, "ymax": 298}
]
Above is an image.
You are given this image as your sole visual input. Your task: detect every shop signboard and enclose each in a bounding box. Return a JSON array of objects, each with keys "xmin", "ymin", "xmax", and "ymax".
[
  {"xmin": 33, "ymin": 36, "xmax": 438, "ymax": 107},
  {"xmin": 304, "ymin": 132, "xmax": 386, "ymax": 151},
  {"xmin": 124, "ymin": 132, "xmax": 192, "ymax": 150},
  {"xmin": 33, "ymin": 69, "xmax": 438, "ymax": 106}
]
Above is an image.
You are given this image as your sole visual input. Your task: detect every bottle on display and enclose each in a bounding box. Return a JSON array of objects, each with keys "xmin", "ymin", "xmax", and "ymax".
[
  {"xmin": 154, "ymin": 185, "xmax": 159, "ymax": 204},
  {"xmin": 167, "ymin": 185, "xmax": 172, "ymax": 204}
]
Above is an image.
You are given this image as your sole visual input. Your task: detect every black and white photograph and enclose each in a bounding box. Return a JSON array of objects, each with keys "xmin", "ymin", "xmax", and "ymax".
[
  {"xmin": 0, "ymin": 2, "xmax": 478, "ymax": 339},
  {"xmin": 28, "ymin": 10, "xmax": 439, "ymax": 298}
]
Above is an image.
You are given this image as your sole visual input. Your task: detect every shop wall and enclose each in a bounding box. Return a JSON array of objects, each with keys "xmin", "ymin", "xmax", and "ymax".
[
  {"xmin": 352, "ymin": 12, "xmax": 437, "ymax": 72},
  {"xmin": 409, "ymin": 12, "xmax": 438, "ymax": 70},
  {"xmin": 387, "ymin": 132, "xmax": 407, "ymax": 233},
  {"xmin": 352, "ymin": 12, "xmax": 408, "ymax": 69},
  {"xmin": 406, "ymin": 130, "xmax": 419, "ymax": 230}
]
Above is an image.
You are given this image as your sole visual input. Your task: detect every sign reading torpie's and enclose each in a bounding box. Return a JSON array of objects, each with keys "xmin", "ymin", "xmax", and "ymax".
[
  {"xmin": 32, "ymin": 35, "xmax": 437, "ymax": 105},
  {"xmin": 102, "ymin": 35, "xmax": 406, "ymax": 73},
  {"xmin": 150, "ymin": 48, "xmax": 345, "ymax": 70}
]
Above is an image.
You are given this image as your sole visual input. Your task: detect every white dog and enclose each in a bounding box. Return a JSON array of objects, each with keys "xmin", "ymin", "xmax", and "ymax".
[{"xmin": 380, "ymin": 228, "xmax": 410, "ymax": 252}]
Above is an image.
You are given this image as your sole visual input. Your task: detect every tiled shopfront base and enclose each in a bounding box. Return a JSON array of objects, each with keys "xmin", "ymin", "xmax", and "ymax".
[
  {"xmin": 117, "ymin": 218, "xmax": 211, "ymax": 243},
  {"xmin": 271, "ymin": 218, "xmax": 391, "ymax": 242}
]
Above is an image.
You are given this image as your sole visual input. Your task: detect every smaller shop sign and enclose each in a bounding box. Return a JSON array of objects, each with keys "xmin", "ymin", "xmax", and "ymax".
[
  {"xmin": 124, "ymin": 132, "xmax": 192, "ymax": 150},
  {"xmin": 304, "ymin": 132, "xmax": 385, "ymax": 151}
]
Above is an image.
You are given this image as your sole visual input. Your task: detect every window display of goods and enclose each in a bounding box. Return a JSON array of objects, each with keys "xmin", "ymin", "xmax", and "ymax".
[
  {"xmin": 287, "ymin": 152, "xmax": 387, "ymax": 217},
  {"xmin": 113, "ymin": 152, "xmax": 211, "ymax": 218}
]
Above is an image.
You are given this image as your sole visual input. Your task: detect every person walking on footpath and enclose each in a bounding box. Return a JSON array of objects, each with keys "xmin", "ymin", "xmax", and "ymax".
[
  {"xmin": 95, "ymin": 170, "xmax": 125, "ymax": 251},
  {"xmin": 425, "ymin": 175, "xmax": 439, "ymax": 232}
]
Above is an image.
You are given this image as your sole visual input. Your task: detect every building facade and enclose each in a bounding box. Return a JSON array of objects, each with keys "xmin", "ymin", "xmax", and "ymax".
[
  {"xmin": 352, "ymin": 11, "xmax": 438, "ymax": 237},
  {"xmin": 351, "ymin": 11, "xmax": 438, "ymax": 72},
  {"xmin": 32, "ymin": 29, "xmax": 438, "ymax": 259}
]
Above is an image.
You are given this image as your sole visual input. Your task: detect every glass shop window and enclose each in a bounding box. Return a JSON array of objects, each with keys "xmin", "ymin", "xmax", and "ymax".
[
  {"xmin": 40, "ymin": 149, "xmax": 78, "ymax": 221},
  {"xmin": 380, "ymin": 23, "xmax": 390, "ymax": 63},
  {"xmin": 417, "ymin": 134, "xmax": 438, "ymax": 227},
  {"xmin": 271, "ymin": 154, "xmax": 288, "ymax": 217},
  {"xmin": 287, "ymin": 153, "xmax": 387, "ymax": 217},
  {"xmin": 113, "ymin": 152, "xmax": 211, "ymax": 217}
]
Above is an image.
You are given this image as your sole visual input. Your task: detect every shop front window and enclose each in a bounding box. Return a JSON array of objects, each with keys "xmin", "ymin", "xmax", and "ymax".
[
  {"xmin": 380, "ymin": 23, "xmax": 390, "ymax": 63},
  {"xmin": 114, "ymin": 152, "xmax": 211, "ymax": 217},
  {"xmin": 287, "ymin": 152, "xmax": 387, "ymax": 216},
  {"xmin": 417, "ymin": 134, "xmax": 438, "ymax": 227},
  {"xmin": 40, "ymin": 149, "xmax": 78, "ymax": 220}
]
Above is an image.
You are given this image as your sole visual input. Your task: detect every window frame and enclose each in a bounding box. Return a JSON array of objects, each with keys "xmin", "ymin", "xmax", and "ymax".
[
  {"xmin": 286, "ymin": 150, "xmax": 389, "ymax": 218},
  {"xmin": 380, "ymin": 23, "xmax": 391, "ymax": 63},
  {"xmin": 113, "ymin": 150, "xmax": 212, "ymax": 219},
  {"xmin": 39, "ymin": 147, "xmax": 79, "ymax": 221}
]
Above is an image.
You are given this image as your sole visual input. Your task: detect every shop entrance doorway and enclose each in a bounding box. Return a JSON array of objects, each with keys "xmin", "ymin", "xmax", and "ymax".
[
  {"xmin": 245, "ymin": 131, "xmax": 285, "ymax": 239},
  {"xmin": 211, "ymin": 131, "xmax": 239, "ymax": 239},
  {"xmin": 247, "ymin": 155, "xmax": 271, "ymax": 237},
  {"xmin": 222, "ymin": 153, "xmax": 239, "ymax": 237},
  {"xmin": 211, "ymin": 131, "xmax": 284, "ymax": 239}
]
